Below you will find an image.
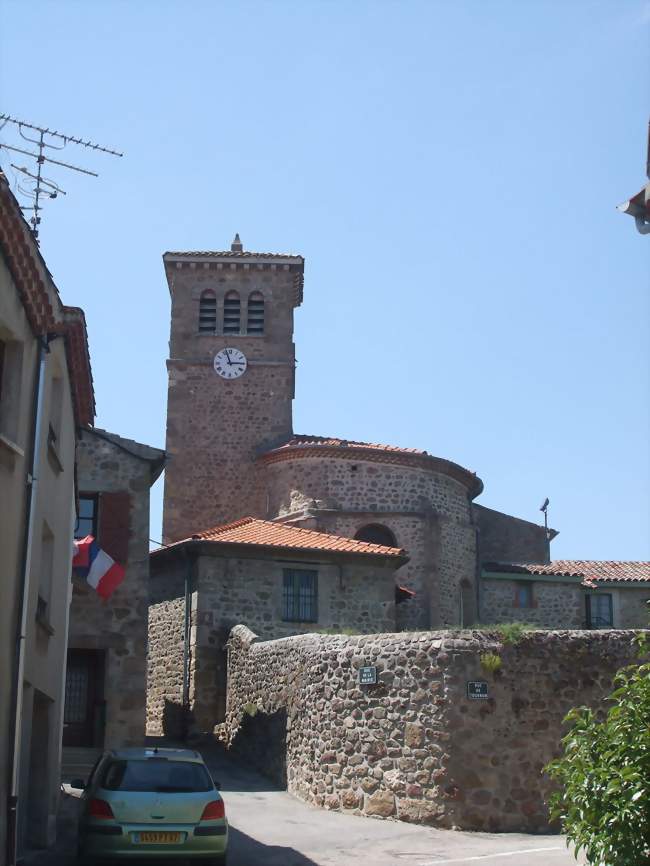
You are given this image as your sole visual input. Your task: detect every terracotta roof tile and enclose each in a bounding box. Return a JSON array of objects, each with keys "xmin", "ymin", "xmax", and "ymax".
[
  {"xmin": 158, "ymin": 517, "xmax": 407, "ymax": 559},
  {"xmin": 164, "ymin": 250, "xmax": 303, "ymax": 260},
  {"xmin": 276, "ymin": 435, "xmax": 429, "ymax": 455},
  {"xmin": 484, "ymin": 560, "xmax": 650, "ymax": 585}
]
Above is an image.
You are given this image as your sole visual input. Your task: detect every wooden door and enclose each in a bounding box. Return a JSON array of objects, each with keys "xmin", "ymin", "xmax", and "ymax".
[{"xmin": 63, "ymin": 649, "xmax": 103, "ymax": 747}]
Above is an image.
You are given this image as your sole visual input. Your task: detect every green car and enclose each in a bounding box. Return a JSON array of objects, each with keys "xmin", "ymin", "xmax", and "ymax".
[{"xmin": 74, "ymin": 747, "xmax": 228, "ymax": 864}]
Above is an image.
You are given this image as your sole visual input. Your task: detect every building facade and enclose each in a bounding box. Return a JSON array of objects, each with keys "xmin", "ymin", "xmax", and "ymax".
[
  {"xmin": 148, "ymin": 517, "xmax": 406, "ymax": 736},
  {"xmin": 481, "ymin": 560, "xmax": 650, "ymax": 629},
  {"xmin": 0, "ymin": 173, "xmax": 94, "ymax": 859},
  {"xmin": 65, "ymin": 427, "xmax": 164, "ymax": 753}
]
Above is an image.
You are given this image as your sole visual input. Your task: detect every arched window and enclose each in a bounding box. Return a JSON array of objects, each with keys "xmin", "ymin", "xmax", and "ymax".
[
  {"xmin": 198, "ymin": 290, "xmax": 216, "ymax": 333},
  {"xmin": 247, "ymin": 292, "xmax": 265, "ymax": 334},
  {"xmin": 223, "ymin": 291, "xmax": 241, "ymax": 334},
  {"xmin": 354, "ymin": 524, "xmax": 397, "ymax": 548}
]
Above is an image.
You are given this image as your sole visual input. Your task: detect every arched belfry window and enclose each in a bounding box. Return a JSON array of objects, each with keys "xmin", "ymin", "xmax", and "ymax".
[
  {"xmin": 223, "ymin": 291, "xmax": 241, "ymax": 334},
  {"xmin": 354, "ymin": 524, "xmax": 397, "ymax": 548},
  {"xmin": 247, "ymin": 292, "xmax": 265, "ymax": 334},
  {"xmin": 198, "ymin": 290, "xmax": 217, "ymax": 333}
]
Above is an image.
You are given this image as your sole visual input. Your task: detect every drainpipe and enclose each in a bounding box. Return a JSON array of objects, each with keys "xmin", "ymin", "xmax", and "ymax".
[{"xmin": 7, "ymin": 333, "xmax": 54, "ymax": 866}]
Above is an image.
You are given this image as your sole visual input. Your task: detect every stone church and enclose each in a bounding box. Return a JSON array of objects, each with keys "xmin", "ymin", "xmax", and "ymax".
[
  {"xmin": 147, "ymin": 236, "xmax": 568, "ymax": 734},
  {"xmin": 159, "ymin": 235, "xmax": 550, "ymax": 627}
]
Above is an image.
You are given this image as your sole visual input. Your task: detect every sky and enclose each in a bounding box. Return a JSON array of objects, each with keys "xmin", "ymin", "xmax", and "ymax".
[{"xmin": 1, "ymin": 0, "xmax": 648, "ymax": 560}]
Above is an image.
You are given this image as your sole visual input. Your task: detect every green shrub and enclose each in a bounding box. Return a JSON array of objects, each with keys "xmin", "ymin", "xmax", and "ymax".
[
  {"xmin": 545, "ymin": 635, "xmax": 650, "ymax": 866},
  {"xmin": 492, "ymin": 621, "xmax": 534, "ymax": 645},
  {"xmin": 480, "ymin": 652, "xmax": 502, "ymax": 674}
]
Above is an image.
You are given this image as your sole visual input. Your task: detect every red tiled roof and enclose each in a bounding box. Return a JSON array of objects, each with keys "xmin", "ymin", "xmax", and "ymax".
[
  {"xmin": 278, "ymin": 435, "xmax": 429, "ymax": 455},
  {"xmin": 261, "ymin": 435, "xmax": 484, "ymax": 498},
  {"xmin": 0, "ymin": 173, "xmax": 95, "ymax": 425},
  {"xmin": 163, "ymin": 250, "xmax": 303, "ymax": 261},
  {"xmin": 156, "ymin": 516, "xmax": 407, "ymax": 559},
  {"xmin": 484, "ymin": 560, "xmax": 650, "ymax": 585}
]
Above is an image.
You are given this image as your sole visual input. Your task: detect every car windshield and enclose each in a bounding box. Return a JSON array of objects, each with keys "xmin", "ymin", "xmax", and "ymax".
[{"xmin": 100, "ymin": 759, "xmax": 213, "ymax": 792}]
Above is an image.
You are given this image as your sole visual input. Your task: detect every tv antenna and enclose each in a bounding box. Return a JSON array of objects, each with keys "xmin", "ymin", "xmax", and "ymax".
[{"xmin": 0, "ymin": 113, "xmax": 123, "ymax": 240}]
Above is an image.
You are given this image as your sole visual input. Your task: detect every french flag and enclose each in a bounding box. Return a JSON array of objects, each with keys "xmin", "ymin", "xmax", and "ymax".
[{"xmin": 72, "ymin": 535, "xmax": 126, "ymax": 600}]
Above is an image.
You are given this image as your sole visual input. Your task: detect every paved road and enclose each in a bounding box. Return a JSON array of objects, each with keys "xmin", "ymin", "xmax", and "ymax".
[{"xmin": 28, "ymin": 745, "xmax": 584, "ymax": 866}]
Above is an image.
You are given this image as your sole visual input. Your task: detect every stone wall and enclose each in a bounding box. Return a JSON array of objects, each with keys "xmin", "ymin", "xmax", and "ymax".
[
  {"xmin": 481, "ymin": 579, "xmax": 650, "ymax": 630},
  {"xmin": 146, "ymin": 563, "xmax": 188, "ymax": 738},
  {"xmin": 616, "ymin": 588, "xmax": 649, "ymax": 628},
  {"xmin": 225, "ymin": 625, "xmax": 645, "ymax": 832},
  {"xmin": 474, "ymin": 504, "xmax": 549, "ymax": 565},
  {"xmin": 480, "ymin": 578, "xmax": 584, "ymax": 628},
  {"xmin": 264, "ymin": 455, "xmax": 477, "ymax": 628},
  {"xmin": 70, "ymin": 429, "xmax": 160, "ymax": 747},
  {"xmin": 147, "ymin": 547, "xmax": 397, "ymax": 736}
]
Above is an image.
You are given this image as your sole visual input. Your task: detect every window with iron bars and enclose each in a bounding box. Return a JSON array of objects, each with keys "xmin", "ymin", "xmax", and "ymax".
[
  {"xmin": 282, "ymin": 569, "xmax": 318, "ymax": 622},
  {"xmin": 584, "ymin": 593, "xmax": 613, "ymax": 629}
]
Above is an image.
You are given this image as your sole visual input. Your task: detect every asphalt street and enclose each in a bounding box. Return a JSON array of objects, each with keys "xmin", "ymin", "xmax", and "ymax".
[{"xmin": 26, "ymin": 745, "xmax": 585, "ymax": 866}]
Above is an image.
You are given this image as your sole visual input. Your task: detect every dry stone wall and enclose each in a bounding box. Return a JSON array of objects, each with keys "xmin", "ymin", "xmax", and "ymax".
[{"xmin": 225, "ymin": 625, "xmax": 645, "ymax": 832}]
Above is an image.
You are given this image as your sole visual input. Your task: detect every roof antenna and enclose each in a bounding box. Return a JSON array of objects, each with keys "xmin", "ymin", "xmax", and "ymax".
[{"xmin": 0, "ymin": 113, "xmax": 123, "ymax": 241}]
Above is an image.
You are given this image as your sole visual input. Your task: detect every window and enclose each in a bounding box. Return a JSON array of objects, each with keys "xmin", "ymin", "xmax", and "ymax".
[
  {"xmin": 0, "ymin": 333, "xmax": 24, "ymax": 443},
  {"xmin": 247, "ymin": 292, "xmax": 264, "ymax": 334},
  {"xmin": 38, "ymin": 522, "xmax": 54, "ymax": 625},
  {"xmin": 586, "ymin": 594, "xmax": 613, "ymax": 629},
  {"xmin": 198, "ymin": 291, "xmax": 217, "ymax": 333},
  {"xmin": 515, "ymin": 583, "xmax": 533, "ymax": 608},
  {"xmin": 101, "ymin": 759, "xmax": 212, "ymax": 793},
  {"xmin": 223, "ymin": 292, "xmax": 241, "ymax": 334},
  {"xmin": 283, "ymin": 569, "xmax": 318, "ymax": 622},
  {"xmin": 354, "ymin": 524, "xmax": 397, "ymax": 548},
  {"xmin": 75, "ymin": 494, "xmax": 98, "ymax": 539}
]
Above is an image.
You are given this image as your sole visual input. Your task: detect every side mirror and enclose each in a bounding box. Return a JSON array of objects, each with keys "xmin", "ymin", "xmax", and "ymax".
[
  {"xmin": 213, "ymin": 780, "xmax": 221, "ymax": 790},
  {"xmin": 70, "ymin": 779, "xmax": 86, "ymax": 790}
]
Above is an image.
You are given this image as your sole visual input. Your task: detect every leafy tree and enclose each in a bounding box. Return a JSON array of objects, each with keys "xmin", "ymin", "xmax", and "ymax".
[{"xmin": 546, "ymin": 635, "xmax": 650, "ymax": 866}]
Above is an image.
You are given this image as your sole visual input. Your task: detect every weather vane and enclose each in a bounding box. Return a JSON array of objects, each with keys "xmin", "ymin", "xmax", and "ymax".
[{"xmin": 0, "ymin": 113, "xmax": 123, "ymax": 240}]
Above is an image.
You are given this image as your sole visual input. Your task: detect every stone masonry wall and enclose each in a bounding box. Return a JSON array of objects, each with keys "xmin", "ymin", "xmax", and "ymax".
[
  {"xmin": 163, "ymin": 261, "xmax": 301, "ymax": 543},
  {"xmin": 146, "ymin": 563, "xmax": 188, "ymax": 738},
  {"xmin": 480, "ymin": 579, "xmax": 584, "ymax": 628},
  {"xmin": 225, "ymin": 625, "xmax": 644, "ymax": 832},
  {"xmin": 481, "ymin": 580, "xmax": 650, "ymax": 630},
  {"xmin": 70, "ymin": 430, "xmax": 155, "ymax": 747},
  {"xmin": 147, "ymin": 549, "xmax": 397, "ymax": 736},
  {"xmin": 264, "ymin": 456, "xmax": 477, "ymax": 628},
  {"xmin": 473, "ymin": 504, "xmax": 550, "ymax": 565}
]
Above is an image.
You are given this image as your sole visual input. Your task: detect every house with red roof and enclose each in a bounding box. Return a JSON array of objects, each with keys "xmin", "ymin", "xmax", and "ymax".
[
  {"xmin": 148, "ymin": 516, "xmax": 407, "ymax": 737},
  {"xmin": 481, "ymin": 560, "xmax": 650, "ymax": 629}
]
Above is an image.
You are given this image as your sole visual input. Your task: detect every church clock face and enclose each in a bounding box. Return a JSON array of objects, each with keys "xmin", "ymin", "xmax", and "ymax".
[{"xmin": 213, "ymin": 347, "xmax": 247, "ymax": 379}]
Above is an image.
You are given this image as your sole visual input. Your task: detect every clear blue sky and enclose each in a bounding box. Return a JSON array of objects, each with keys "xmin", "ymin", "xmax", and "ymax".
[{"xmin": 2, "ymin": 0, "xmax": 648, "ymax": 560}]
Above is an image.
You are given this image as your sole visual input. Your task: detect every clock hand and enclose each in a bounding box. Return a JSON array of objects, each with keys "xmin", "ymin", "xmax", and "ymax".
[{"xmin": 225, "ymin": 349, "xmax": 232, "ymax": 366}]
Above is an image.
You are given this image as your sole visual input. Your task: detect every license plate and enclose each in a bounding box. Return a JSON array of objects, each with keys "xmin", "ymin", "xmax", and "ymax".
[{"xmin": 133, "ymin": 831, "xmax": 182, "ymax": 844}]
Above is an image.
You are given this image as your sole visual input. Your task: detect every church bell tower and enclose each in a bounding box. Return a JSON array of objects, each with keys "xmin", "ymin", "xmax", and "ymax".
[{"xmin": 162, "ymin": 235, "xmax": 304, "ymax": 543}]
